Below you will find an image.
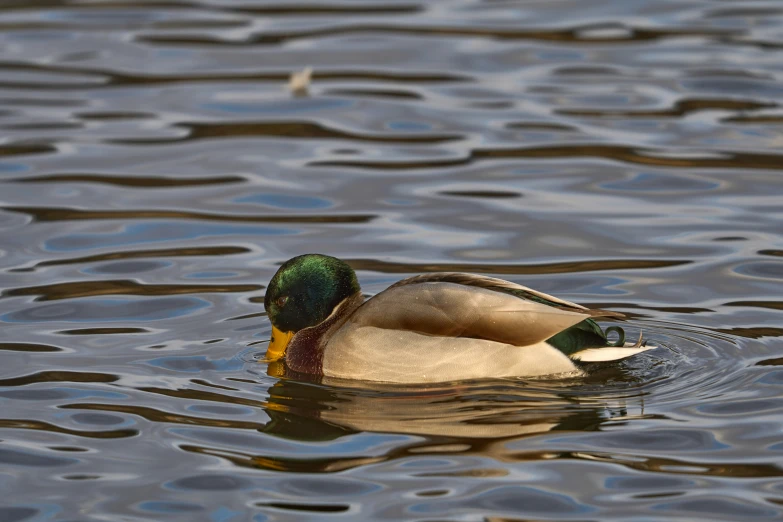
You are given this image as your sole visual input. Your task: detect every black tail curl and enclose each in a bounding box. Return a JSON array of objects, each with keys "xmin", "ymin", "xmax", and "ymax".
[{"xmin": 605, "ymin": 326, "xmax": 626, "ymax": 347}]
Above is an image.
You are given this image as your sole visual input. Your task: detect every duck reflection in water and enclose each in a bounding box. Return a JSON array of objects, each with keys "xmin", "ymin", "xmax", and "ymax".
[
  {"xmin": 260, "ymin": 362, "xmax": 642, "ymax": 440},
  {"xmin": 199, "ymin": 367, "xmax": 646, "ymax": 474}
]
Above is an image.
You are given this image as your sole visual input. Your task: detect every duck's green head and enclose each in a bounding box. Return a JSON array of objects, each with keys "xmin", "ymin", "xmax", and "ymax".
[{"xmin": 264, "ymin": 254, "xmax": 360, "ymax": 360}]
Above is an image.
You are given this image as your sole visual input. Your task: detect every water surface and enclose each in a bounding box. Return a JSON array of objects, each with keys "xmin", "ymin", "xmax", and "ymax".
[{"xmin": 0, "ymin": 0, "xmax": 782, "ymax": 520}]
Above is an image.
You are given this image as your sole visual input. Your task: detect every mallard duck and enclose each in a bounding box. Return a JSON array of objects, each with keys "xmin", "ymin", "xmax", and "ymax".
[{"xmin": 263, "ymin": 254, "xmax": 651, "ymax": 383}]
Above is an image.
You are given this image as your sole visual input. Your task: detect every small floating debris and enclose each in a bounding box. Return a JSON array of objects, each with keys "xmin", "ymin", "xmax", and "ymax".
[
  {"xmin": 288, "ymin": 66, "xmax": 312, "ymax": 97},
  {"xmin": 576, "ymin": 23, "xmax": 633, "ymax": 40}
]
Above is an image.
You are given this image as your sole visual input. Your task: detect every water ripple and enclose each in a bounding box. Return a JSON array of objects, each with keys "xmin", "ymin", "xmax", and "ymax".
[{"xmin": 0, "ymin": 0, "xmax": 782, "ymax": 519}]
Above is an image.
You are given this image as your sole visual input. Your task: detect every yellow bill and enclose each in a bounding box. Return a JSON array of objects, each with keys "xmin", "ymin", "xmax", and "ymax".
[{"xmin": 266, "ymin": 326, "xmax": 293, "ymax": 361}]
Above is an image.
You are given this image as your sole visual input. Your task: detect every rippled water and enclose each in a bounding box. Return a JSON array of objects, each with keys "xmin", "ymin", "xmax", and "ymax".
[{"xmin": 0, "ymin": 0, "xmax": 782, "ymax": 520}]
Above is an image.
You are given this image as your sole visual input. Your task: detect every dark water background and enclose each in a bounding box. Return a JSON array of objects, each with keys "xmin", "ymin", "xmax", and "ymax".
[{"xmin": 0, "ymin": 0, "xmax": 782, "ymax": 520}]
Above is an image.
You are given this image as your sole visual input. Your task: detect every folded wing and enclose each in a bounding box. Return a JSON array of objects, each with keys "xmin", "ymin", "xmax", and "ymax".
[{"xmin": 347, "ymin": 281, "xmax": 594, "ymax": 347}]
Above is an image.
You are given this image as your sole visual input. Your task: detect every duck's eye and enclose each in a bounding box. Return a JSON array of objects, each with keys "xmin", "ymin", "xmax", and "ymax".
[{"xmin": 276, "ymin": 295, "xmax": 289, "ymax": 308}]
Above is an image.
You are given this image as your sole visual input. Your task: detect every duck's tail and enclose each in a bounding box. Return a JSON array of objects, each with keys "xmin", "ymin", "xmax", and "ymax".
[{"xmin": 569, "ymin": 330, "xmax": 655, "ymax": 362}]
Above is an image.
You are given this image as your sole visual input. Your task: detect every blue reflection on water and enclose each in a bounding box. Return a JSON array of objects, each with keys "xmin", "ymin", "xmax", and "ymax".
[
  {"xmin": 235, "ymin": 193, "xmax": 331, "ymax": 209},
  {"xmin": 184, "ymin": 271, "xmax": 239, "ymax": 279},
  {"xmin": 211, "ymin": 507, "xmax": 242, "ymax": 522},
  {"xmin": 0, "ymin": 162, "xmax": 29, "ymax": 173},
  {"xmin": 137, "ymin": 501, "xmax": 204, "ymax": 514},
  {"xmin": 45, "ymin": 222, "xmax": 295, "ymax": 252},
  {"xmin": 52, "ymin": 387, "xmax": 127, "ymax": 400},
  {"xmin": 82, "ymin": 260, "xmax": 171, "ymax": 275},
  {"xmin": 0, "ymin": 387, "xmax": 126, "ymax": 401},
  {"xmin": 2, "ymin": 297, "xmax": 211, "ymax": 323},
  {"xmin": 600, "ymin": 171, "xmax": 721, "ymax": 192},
  {"xmin": 0, "ymin": 503, "xmax": 61, "ymax": 522},
  {"xmin": 145, "ymin": 355, "xmax": 245, "ymax": 373},
  {"xmin": 387, "ymin": 120, "xmax": 432, "ymax": 131},
  {"xmin": 204, "ymin": 98, "xmax": 351, "ymax": 115}
]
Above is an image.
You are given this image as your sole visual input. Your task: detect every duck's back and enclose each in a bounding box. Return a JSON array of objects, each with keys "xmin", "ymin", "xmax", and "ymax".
[{"xmin": 322, "ymin": 280, "xmax": 593, "ymax": 383}]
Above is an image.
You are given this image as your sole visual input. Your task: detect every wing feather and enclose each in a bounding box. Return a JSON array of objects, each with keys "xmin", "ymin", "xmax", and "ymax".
[
  {"xmin": 346, "ymin": 281, "xmax": 591, "ymax": 347},
  {"xmin": 388, "ymin": 273, "xmax": 623, "ymax": 319}
]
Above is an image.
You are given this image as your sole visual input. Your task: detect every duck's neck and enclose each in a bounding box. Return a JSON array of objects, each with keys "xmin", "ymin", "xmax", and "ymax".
[{"xmin": 286, "ymin": 292, "xmax": 364, "ymax": 376}]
